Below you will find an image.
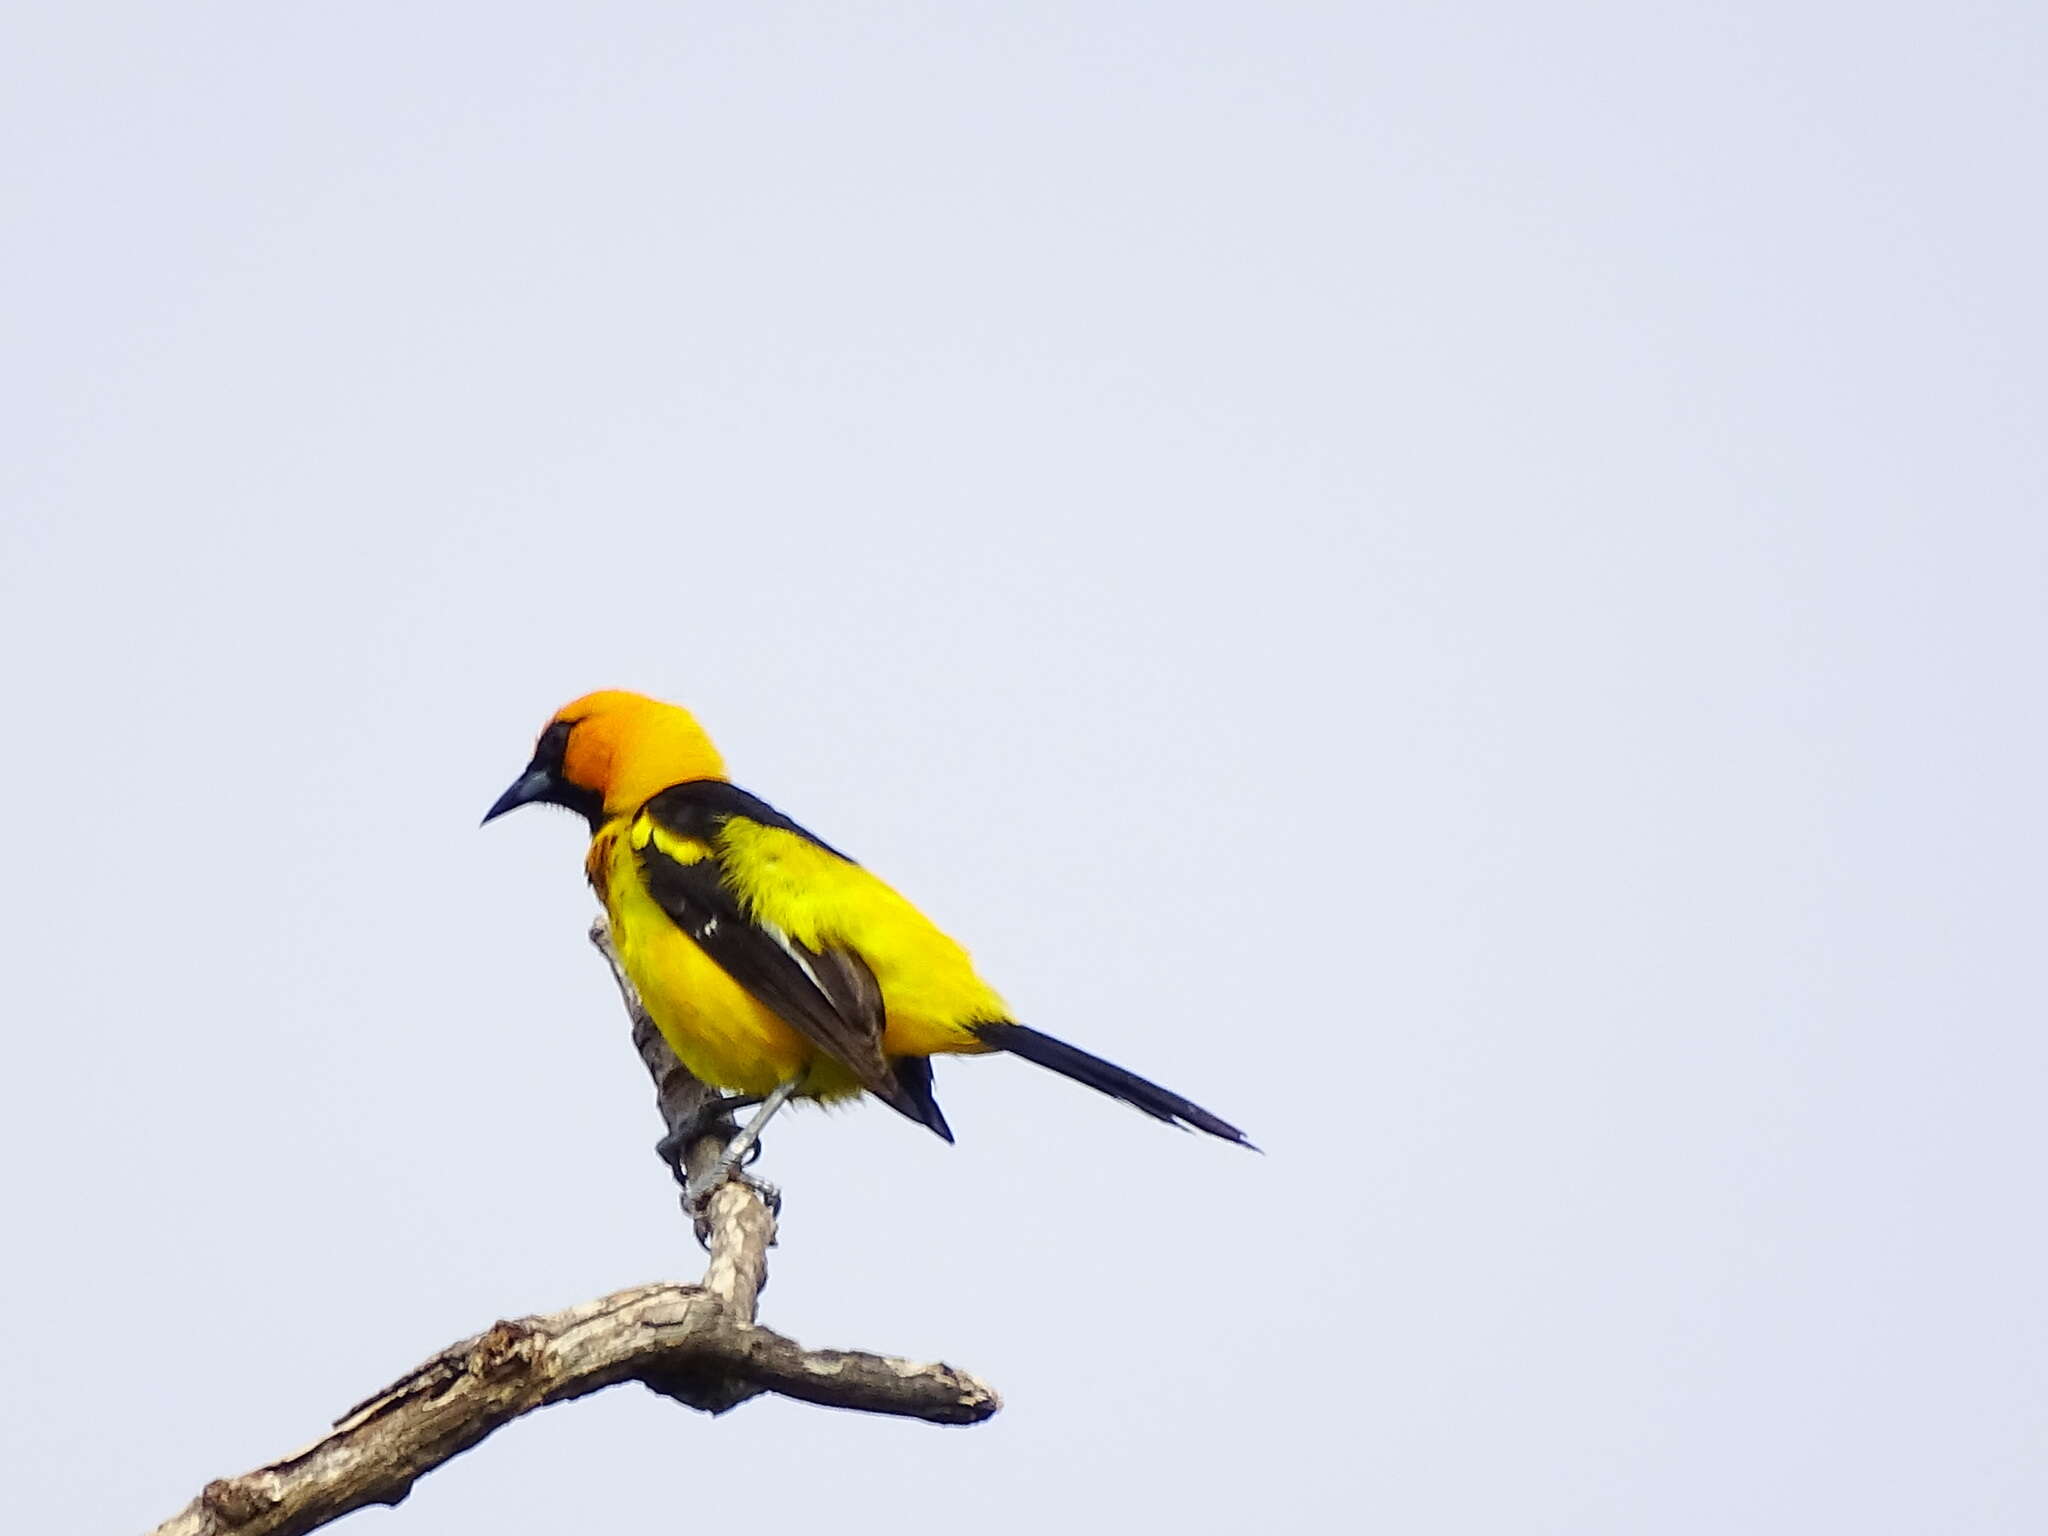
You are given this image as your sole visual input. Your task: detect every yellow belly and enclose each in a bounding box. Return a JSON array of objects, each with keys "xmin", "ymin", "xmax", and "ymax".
[{"xmin": 605, "ymin": 856, "xmax": 858, "ymax": 1097}]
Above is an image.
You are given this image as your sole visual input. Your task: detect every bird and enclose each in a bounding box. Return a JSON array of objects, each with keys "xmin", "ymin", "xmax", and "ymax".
[{"xmin": 483, "ymin": 689, "xmax": 1252, "ymax": 1197}]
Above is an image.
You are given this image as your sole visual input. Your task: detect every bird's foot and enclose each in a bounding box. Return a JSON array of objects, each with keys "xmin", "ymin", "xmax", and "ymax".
[
  {"xmin": 677, "ymin": 1078, "xmax": 799, "ymax": 1244},
  {"xmin": 653, "ymin": 1094, "xmax": 765, "ymax": 1186},
  {"xmin": 684, "ymin": 1160, "xmax": 781, "ymax": 1241}
]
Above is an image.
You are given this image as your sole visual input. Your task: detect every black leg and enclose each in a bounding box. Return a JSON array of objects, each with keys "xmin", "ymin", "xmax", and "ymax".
[
  {"xmin": 653, "ymin": 1093, "xmax": 764, "ymax": 1185},
  {"xmin": 683, "ymin": 1080, "xmax": 800, "ymax": 1211}
]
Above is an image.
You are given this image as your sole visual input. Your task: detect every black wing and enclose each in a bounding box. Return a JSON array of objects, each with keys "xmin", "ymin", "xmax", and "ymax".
[{"xmin": 633, "ymin": 781, "xmax": 951, "ymax": 1139}]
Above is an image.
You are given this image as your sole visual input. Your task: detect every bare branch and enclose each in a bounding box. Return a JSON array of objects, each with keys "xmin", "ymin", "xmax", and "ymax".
[
  {"xmin": 591, "ymin": 919, "xmax": 779, "ymax": 1301},
  {"xmin": 148, "ymin": 919, "xmax": 999, "ymax": 1536},
  {"xmin": 152, "ymin": 1284, "xmax": 996, "ymax": 1536}
]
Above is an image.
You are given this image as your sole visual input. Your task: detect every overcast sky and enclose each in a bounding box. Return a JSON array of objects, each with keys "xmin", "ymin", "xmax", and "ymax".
[{"xmin": 5, "ymin": 4, "xmax": 2045, "ymax": 1532}]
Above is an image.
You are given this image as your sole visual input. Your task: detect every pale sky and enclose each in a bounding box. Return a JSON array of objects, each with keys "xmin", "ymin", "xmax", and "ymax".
[{"xmin": 5, "ymin": 4, "xmax": 2046, "ymax": 1533}]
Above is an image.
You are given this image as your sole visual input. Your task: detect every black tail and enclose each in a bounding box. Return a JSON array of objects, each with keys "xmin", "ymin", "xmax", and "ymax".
[{"xmin": 971, "ymin": 1022, "xmax": 1255, "ymax": 1148}]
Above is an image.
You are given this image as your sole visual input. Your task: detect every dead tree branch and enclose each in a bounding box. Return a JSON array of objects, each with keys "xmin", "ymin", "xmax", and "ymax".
[{"xmin": 148, "ymin": 919, "xmax": 998, "ymax": 1536}]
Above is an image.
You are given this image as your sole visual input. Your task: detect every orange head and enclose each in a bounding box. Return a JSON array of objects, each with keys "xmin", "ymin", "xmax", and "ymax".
[{"xmin": 482, "ymin": 690, "xmax": 729, "ymax": 830}]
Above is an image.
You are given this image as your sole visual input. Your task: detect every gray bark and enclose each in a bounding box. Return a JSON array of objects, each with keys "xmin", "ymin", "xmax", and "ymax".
[{"xmin": 148, "ymin": 920, "xmax": 998, "ymax": 1536}]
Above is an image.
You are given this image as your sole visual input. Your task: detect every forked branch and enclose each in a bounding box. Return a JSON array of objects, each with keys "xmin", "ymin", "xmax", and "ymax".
[{"xmin": 148, "ymin": 920, "xmax": 998, "ymax": 1536}]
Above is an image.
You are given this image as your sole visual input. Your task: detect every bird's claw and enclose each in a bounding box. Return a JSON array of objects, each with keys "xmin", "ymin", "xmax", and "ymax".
[
  {"xmin": 683, "ymin": 1163, "xmax": 781, "ymax": 1242},
  {"xmin": 653, "ymin": 1093, "xmax": 765, "ymax": 1186}
]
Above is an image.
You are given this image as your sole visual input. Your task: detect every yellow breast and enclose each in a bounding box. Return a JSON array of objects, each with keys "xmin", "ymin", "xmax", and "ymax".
[{"xmin": 595, "ymin": 825, "xmax": 859, "ymax": 1098}]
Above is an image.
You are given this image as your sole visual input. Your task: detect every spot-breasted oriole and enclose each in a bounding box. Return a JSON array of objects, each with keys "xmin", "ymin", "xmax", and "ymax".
[{"xmin": 485, "ymin": 690, "xmax": 1250, "ymax": 1162}]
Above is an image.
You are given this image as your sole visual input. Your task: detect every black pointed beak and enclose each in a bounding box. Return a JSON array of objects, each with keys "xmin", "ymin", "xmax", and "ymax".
[{"xmin": 482, "ymin": 765, "xmax": 555, "ymax": 826}]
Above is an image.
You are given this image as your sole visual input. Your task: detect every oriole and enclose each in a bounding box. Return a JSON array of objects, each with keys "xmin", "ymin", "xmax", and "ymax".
[{"xmin": 484, "ymin": 690, "xmax": 1250, "ymax": 1163}]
